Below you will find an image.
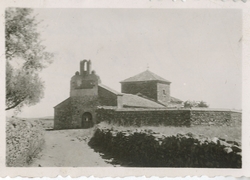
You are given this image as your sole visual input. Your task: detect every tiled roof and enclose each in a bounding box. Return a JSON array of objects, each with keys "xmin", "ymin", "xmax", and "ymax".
[
  {"xmin": 98, "ymin": 83, "xmax": 165, "ymax": 108},
  {"xmin": 98, "ymin": 84, "xmax": 120, "ymax": 95},
  {"xmin": 122, "ymin": 94, "xmax": 165, "ymax": 108},
  {"xmin": 120, "ymin": 70, "xmax": 171, "ymax": 83},
  {"xmin": 170, "ymin": 96, "xmax": 183, "ymax": 103}
]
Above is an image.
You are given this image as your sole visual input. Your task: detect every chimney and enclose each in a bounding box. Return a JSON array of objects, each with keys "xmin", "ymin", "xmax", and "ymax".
[{"xmin": 117, "ymin": 94, "xmax": 123, "ymax": 109}]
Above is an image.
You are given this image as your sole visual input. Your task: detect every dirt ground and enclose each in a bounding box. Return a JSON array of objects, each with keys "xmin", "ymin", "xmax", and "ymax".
[{"xmin": 29, "ymin": 128, "xmax": 113, "ymax": 167}]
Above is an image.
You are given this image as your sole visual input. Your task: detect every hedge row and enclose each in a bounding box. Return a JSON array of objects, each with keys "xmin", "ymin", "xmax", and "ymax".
[
  {"xmin": 6, "ymin": 118, "xmax": 45, "ymax": 167},
  {"xmin": 88, "ymin": 126, "xmax": 241, "ymax": 168}
]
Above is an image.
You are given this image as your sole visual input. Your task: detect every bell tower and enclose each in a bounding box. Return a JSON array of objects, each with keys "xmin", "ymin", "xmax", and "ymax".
[
  {"xmin": 70, "ymin": 60, "xmax": 101, "ymax": 97},
  {"xmin": 80, "ymin": 60, "xmax": 92, "ymax": 76}
]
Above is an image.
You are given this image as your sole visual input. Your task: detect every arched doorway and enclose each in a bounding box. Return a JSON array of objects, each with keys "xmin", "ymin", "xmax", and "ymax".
[{"xmin": 81, "ymin": 112, "xmax": 93, "ymax": 128}]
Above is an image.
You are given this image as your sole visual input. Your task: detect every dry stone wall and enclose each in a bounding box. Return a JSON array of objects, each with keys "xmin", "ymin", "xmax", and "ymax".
[
  {"xmin": 96, "ymin": 108, "xmax": 190, "ymax": 126},
  {"xmin": 6, "ymin": 118, "xmax": 45, "ymax": 167},
  {"xmin": 190, "ymin": 110, "xmax": 241, "ymax": 126},
  {"xmin": 88, "ymin": 126, "xmax": 241, "ymax": 168},
  {"xmin": 230, "ymin": 112, "xmax": 242, "ymax": 127},
  {"xmin": 96, "ymin": 108, "xmax": 241, "ymax": 127}
]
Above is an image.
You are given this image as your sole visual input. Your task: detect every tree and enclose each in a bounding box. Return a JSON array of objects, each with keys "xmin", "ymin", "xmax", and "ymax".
[
  {"xmin": 184, "ymin": 100, "xmax": 209, "ymax": 108},
  {"xmin": 197, "ymin": 101, "xmax": 209, "ymax": 108},
  {"xmin": 184, "ymin": 100, "xmax": 197, "ymax": 108},
  {"xmin": 5, "ymin": 8, "xmax": 53, "ymax": 111}
]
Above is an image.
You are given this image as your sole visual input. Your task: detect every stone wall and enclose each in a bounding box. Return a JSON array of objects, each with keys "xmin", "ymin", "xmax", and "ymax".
[
  {"xmin": 54, "ymin": 96, "xmax": 99, "ymax": 129},
  {"xmin": 6, "ymin": 118, "xmax": 45, "ymax": 167},
  {"xmin": 97, "ymin": 108, "xmax": 190, "ymax": 126},
  {"xmin": 71, "ymin": 96, "xmax": 99, "ymax": 127},
  {"xmin": 157, "ymin": 83, "xmax": 170, "ymax": 106},
  {"xmin": 88, "ymin": 126, "xmax": 241, "ymax": 167},
  {"xmin": 121, "ymin": 81, "xmax": 158, "ymax": 101},
  {"xmin": 96, "ymin": 108, "xmax": 241, "ymax": 127},
  {"xmin": 231, "ymin": 111, "xmax": 242, "ymax": 127},
  {"xmin": 190, "ymin": 110, "xmax": 241, "ymax": 126},
  {"xmin": 54, "ymin": 98, "xmax": 72, "ymax": 129},
  {"xmin": 98, "ymin": 85, "xmax": 117, "ymax": 106}
]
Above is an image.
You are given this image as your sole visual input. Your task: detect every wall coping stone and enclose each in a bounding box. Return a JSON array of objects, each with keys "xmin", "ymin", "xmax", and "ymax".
[{"xmin": 97, "ymin": 106, "xmax": 242, "ymax": 113}]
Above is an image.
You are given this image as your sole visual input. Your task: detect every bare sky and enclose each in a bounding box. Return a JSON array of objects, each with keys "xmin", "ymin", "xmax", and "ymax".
[{"xmin": 9, "ymin": 9, "xmax": 242, "ymax": 118}]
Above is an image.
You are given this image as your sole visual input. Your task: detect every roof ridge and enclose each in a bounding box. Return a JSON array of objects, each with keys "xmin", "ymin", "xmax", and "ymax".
[{"xmin": 120, "ymin": 70, "xmax": 171, "ymax": 83}]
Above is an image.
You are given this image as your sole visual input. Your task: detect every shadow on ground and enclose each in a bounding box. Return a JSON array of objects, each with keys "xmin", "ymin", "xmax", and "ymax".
[{"xmin": 88, "ymin": 144, "xmax": 135, "ymax": 167}]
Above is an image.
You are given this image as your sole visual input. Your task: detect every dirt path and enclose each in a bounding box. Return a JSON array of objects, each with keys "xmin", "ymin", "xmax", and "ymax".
[{"xmin": 30, "ymin": 129, "xmax": 113, "ymax": 167}]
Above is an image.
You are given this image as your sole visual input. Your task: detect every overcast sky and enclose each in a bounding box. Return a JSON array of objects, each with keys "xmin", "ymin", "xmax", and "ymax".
[{"xmin": 8, "ymin": 8, "xmax": 242, "ymax": 118}]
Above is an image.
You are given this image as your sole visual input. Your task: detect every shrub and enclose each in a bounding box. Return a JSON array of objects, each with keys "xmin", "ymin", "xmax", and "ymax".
[
  {"xmin": 184, "ymin": 100, "xmax": 209, "ymax": 108},
  {"xmin": 6, "ymin": 117, "xmax": 45, "ymax": 167}
]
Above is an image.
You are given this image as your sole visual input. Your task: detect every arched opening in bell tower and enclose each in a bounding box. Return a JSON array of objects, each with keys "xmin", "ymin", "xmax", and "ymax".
[
  {"xmin": 84, "ymin": 61, "xmax": 87, "ymax": 71},
  {"xmin": 80, "ymin": 60, "xmax": 92, "ymax": 76}
]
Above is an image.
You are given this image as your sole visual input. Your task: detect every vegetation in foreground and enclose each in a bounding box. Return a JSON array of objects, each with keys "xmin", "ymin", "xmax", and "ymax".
[{"xmin": 6, "ymin": 117, "xmax": 45, "ymax": 167}]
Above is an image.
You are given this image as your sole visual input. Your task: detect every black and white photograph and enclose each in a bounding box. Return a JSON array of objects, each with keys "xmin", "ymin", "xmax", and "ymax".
[{"xmin": 2, "ymin": 2, "xmax": 248, "ymax": 176}]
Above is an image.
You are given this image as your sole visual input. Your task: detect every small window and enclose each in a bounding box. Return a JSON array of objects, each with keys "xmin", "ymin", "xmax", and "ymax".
[{"xmin": 163, "ymin": 90, "xmax": 166, "ymax": 95}]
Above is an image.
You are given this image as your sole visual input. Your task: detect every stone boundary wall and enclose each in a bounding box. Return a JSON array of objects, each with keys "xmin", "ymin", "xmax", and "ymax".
[
  {"xmin": 190, "ymin": 110, "xmax": 241, "ymax": 126},
  {"xmin": 96, "ymin": 107, "xmax": 241, "ymax": 127},
  {"xmin": 88, "ymin": 126, "xmax": 241, "ymax": 167},
  {"xmin": 6, "ymin": 118, "xmax": 45, "ymax": 167}
]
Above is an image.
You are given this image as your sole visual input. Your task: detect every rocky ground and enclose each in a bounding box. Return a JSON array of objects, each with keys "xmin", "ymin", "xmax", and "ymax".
[{"xmin": 29, "ymin": 128, "xmax": 113, "ymax": 167}]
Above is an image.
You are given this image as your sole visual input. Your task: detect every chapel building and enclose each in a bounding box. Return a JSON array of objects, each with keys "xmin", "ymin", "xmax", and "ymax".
[{"xmin": 54, "ymin": 60, "xmax": 183, "ymax": 129}]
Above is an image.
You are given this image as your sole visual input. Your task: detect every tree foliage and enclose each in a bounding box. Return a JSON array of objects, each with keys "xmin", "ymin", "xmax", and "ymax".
[
  {"xmin": 197, "ymin": 101, "xmax": 209, "ymax": 108},
  {"xmin": 5, "ymin": 8, "xmax": 53, "ymax": 111},
  {"xmin": 184, "ymin": 100, "xmax": 209, "ymax": 108}
]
